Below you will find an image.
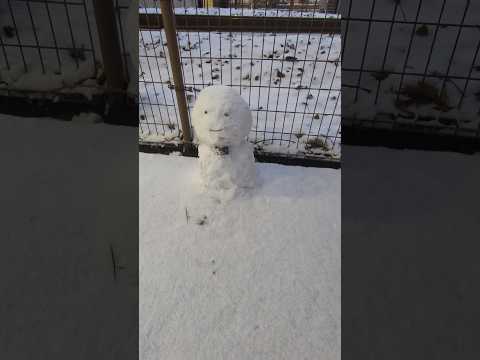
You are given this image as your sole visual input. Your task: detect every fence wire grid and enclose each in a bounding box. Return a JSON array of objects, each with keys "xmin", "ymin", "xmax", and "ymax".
[
  {"xmin": 139, "ymin": 0, "xmax": 341, "ymax": 159},
  {"xmin": 341, "ymin": 0, "xmax": 480, "ymax": 139},
  {"xmin": 0, "ymin": 0, "xmax": 133, "ymax": 99}
]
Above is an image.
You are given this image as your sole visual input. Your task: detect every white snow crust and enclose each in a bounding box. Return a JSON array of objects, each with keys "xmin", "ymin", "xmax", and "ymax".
[{"xmin": 140, "ymin": 152, "xmax": 341, "ymax": 360}]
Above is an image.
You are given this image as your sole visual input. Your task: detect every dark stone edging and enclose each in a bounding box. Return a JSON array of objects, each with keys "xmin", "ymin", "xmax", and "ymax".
[{"xmin": 139, "ymin": 141, "xmax": 341, "ymax": 169}]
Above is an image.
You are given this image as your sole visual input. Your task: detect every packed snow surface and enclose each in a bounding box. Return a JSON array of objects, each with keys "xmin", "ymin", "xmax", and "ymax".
[
  {"xmin": 140, "ymin": 153, "xmax": 341, "ymax": 360},
  {"xmin": 0, "ymin": 113, "xmax": 137, "ymax": 359}
]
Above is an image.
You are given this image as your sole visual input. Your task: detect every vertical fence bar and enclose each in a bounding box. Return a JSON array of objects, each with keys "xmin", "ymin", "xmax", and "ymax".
[
  {"xmin": 92, "ymin": 0, "xmax": 127, "ymax": 91},
  {"xmin": 159, "ymin": 0, "xmax": 193, "ymax": 147}
]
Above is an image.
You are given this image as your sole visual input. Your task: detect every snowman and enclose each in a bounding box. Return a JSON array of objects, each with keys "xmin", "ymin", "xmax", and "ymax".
[{"xmin": 191, "ymin": 85, "xmax": 256, "ymax": 197}]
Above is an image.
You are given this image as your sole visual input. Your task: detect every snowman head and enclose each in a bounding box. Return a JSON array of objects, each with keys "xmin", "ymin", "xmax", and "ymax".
[{"xmin": 192, "ymin": 85, "xmax": 252, "ymax": 147}]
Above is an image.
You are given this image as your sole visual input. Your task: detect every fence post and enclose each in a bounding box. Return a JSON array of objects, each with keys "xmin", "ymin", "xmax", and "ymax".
[
  {"xmin": 159, "ymin": 0, "xmax": 193, "ymax": 150},
  {"xmin": 327, "ymin": 0, "xmax": 337, "ymax": 12},
  {"xmin": 92, "ymin": 0, "xmax": 127, "ymax": 92}
]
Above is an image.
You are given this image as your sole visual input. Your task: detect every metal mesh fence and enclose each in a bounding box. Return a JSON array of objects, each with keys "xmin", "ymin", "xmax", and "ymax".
[
  {"xmin": 341, "ymin": 0, "xmax": 480, "ymax": 139},
  {"xmin": 139, "ymin": 0, "xmax": 341, "ymax": 159},
  {"xmin": 0, "ymin": 0, "xmax": 132, "ymax": 98}
]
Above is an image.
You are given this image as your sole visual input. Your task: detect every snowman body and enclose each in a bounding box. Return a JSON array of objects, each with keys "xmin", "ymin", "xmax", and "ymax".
[{"xmin": 191, "ymin": 86, "xmax": 256, "ymax": 195}]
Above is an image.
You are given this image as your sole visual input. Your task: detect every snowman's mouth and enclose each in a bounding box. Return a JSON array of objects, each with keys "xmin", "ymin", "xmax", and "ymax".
[{"xmin": 209, "ymin": 128, "xmax": 224, "ymax": 132}]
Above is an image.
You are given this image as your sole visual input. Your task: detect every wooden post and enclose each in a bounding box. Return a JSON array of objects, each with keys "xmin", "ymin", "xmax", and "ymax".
[
  {"xmin": 159, "ymin": 0, "xmax": 193, "ymax": 149},
  {"xmin": 92, "ymin": 0, "xmax": 127, "ymax": 91},
  {"xmin": 327, "ymin": 0, "xmax": 337, "ymax": 12},
  {"xmin": 216, "ymin": 0, "xmax": 230, "ymax": 8}
]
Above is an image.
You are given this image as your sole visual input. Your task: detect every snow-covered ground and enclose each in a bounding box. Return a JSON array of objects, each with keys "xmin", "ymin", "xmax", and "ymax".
[
  {"xmin": 342, "ymin": 144, "xmax": 480, "ymax": 358},
  {"xmin": 0, "ymin": 113, "xmax": 138, "ymax": 359},
  {"xmin": 343, "ymin": 0, "xmax": 480, "ymax": 134},
  {"xmin": 140, "ymin": 153, "xmax": 341, "ymax": 360},
  {"xmin": 139, "ymin": 25, "xmax": 341, "ymax": 156}
]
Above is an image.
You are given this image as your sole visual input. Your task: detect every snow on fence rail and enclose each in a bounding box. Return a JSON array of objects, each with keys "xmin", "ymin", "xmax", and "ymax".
[
  {"xmin": 142, "ymin": 0, "xmax": 338, "ymax": 12},
  {"xmin": 139, "ymin": 0, "xmax": 342, "ymax": 159},
  {"xmin": 342, "ymin": 0, "xmax": 480, "ymax": 139}
]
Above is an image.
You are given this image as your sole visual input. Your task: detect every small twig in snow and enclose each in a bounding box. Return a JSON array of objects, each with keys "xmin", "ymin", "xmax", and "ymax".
[
  {"xmin": 254, "ymin": 139, "xmax": 296, "ymax": 144},
  {"xmin": 343, "ymin": 84, "xmax": 372, "ymax": 93},
  {"xmin": 110, "ymin": 244, "xmax": 117, "ymax": 281}
]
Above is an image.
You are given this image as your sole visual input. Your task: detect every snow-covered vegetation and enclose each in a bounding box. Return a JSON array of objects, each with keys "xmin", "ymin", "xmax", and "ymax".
[{"xmin": 342, "ymin": 0, "xmax": 480, "ymax": 136}]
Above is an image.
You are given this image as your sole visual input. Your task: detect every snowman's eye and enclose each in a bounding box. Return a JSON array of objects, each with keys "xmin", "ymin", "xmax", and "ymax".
[
  {"xmin": 204, "ymin": 110, "xmax": 208, "ymax": 114},
  {"xmin": 224, "ymin": 113, "xmax": 229, "ymax": 117}
]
